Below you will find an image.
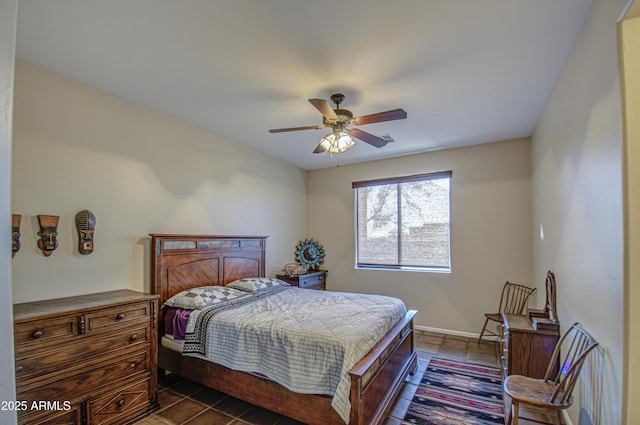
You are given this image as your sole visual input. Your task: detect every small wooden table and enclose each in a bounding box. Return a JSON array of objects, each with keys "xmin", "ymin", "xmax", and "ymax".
[{"xmin": 501, "ymin": 313, "xmax": 559, "ymax": 379}]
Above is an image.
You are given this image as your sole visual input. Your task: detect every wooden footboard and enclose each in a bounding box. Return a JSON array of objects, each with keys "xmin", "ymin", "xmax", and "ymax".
[
  {"xmin": 349, "ymin": 309, "xmax": 418, "ymax": 425},
  {"xmin": 159, "ymin": 309, "xmax": 418, "ymax": 425}
]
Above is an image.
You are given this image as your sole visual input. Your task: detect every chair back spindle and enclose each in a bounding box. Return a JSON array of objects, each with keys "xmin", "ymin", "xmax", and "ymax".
[
  {"xmin": 501, "ymin": 282, "xmax": 537, "ymax": 315},
  {"xmin": 544, "ymin": 322, "xmax": 598, "ymax": 405}
]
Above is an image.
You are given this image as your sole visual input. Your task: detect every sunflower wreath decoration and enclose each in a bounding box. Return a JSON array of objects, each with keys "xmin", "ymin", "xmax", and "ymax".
[{"xmin": 295, "ymin": 238, "xmax": 325, "ymax": 271}]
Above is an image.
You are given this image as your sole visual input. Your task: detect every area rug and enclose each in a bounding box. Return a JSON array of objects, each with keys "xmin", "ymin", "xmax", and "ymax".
[{"xmin": 401, "ymin": 357, "xmax": 504, "ymax": 425}]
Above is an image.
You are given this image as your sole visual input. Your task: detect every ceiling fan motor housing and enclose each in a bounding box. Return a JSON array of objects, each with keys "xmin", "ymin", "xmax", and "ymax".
[
  {"xmin": 323, "ymin": 108, "xmax": 353, "ymax": 126},
  {"xmin": 322, "ymin": 93, "xmax": 354, "ymax": 125}
]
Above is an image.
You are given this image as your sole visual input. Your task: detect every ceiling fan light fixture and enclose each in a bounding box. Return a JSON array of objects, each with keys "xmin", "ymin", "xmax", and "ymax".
[{"xmin": 318, "ymin": 130, "xmax": 355, "ymax": 157}]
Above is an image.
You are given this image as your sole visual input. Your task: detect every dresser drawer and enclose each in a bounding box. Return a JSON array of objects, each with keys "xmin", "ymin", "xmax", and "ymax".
[
  {"xmin": 18, "ymin": 351, "xmax": 150, "ymax": 404},
  {"xmin": 298, "ymin": 273, "xmax": 326, "ymax": 290},
  {"xmin": 86, "ymin": 302, "xmax": 152, "ymax": 334},
  {"xmin": 14, "ymin": 314, "xmax": 79, "ymax": 353},
  {"xmin": 16, "ymin": 326, "xmax": 150, "ymax": 382},
  {"xmin": 88, "ymin": 379, "xmax": 151, "ymax": 425},
  {"xmin": 18, "ymin": 404, "xmax": 82, "ymax": 425},
  {"xmin": 19, "ymin": 403, "xmax": 82, "ymax": 425}
]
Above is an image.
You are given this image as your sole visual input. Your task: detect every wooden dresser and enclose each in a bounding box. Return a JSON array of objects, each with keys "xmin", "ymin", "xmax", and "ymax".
[
  {"xmin": 501, "ymin": 313, "xmax": 559, "ymax": 379},
  {"xmin": 276, "ymin": 270, "xmax": 327, "ymax": 290},
  {"xmin": 13, "ymin": 290, "xmax": 159, "ymax": 425}
]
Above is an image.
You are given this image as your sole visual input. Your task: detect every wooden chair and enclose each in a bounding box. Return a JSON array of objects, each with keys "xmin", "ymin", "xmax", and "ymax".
[
  {"xmin": 503, "ymin": 322, "xmax": 598, "ymax": 425},
  {"xmin": 477, "ymin": 281, "xmax": 536, "ymax": 343}
]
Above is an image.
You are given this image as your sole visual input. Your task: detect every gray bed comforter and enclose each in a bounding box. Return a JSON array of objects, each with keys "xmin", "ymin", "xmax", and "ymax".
[{"xmin": 183, "ymin": 286, "xmax": 407, "ymax": 423}]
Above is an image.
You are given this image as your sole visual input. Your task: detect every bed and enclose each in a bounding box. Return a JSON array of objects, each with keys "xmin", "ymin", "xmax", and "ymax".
[{"xmin": 150, "ymin": 234, "xmax": 418, "ymax": 425}]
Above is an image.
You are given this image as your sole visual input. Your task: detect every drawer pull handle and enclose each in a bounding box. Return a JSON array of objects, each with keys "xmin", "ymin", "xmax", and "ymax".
[
  {"xmin": 130, "ymin": 362, "xmax": 137, "ymax": 368},
  {"xmin": 31, "ymin": 329, "xmax": 43, "ymax": 339},
  {"xmin": 15, "ymin": 365, "xmax": 23, "ymax": 373},
  {"xmin": 116, "ymin": 313, "xmax": 126, "ymax": 320},
  {"xmin": 130, "ymin": 334, "xmax": 138, "ymax": 342},
  {"xmin": 117, "ymin": 399, "xmax": 125, "ymax": 407}
]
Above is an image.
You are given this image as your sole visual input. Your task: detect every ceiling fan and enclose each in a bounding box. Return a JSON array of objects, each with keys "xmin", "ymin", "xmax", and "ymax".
[{"xmin": 268, "ymin": 93, "xmax": 407, "ymax": 155}]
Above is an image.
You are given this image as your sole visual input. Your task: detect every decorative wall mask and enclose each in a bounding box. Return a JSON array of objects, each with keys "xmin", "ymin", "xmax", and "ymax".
[
  {"xmin": 11, "ymin": 214, "xmax": 21, "ymax": 258},
  {"xmin": 37, "ymin": 215, "xmax": 59, "ymax": 257},
  {"xmin": 75, "ymin": 209, "xmax": 96, "ymax": 255}
]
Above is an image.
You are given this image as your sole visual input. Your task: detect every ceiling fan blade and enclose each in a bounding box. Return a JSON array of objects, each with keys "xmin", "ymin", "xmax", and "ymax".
[
  {"xmin": 308, "ymin": 98, "xmax": 338, "ymax": 120},
  {"xmin": 350, "ymin": 128, "xmax": 389, "ymax": 148},
  {"xmin": 268, "ymin": 125, "xmax": 324, "ymax": 133},
  {"xmin": 353, "ymin": 108, "xmax": 407, "ymax": 126}
]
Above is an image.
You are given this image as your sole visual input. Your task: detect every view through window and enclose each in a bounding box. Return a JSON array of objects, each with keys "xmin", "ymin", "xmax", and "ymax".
[{"xmin": 352, "ymin": 171, "xmax": 451, "ymax": 272}]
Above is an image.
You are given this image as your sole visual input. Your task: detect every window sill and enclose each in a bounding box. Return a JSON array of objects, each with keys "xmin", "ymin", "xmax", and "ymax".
[{"xmin": 355, "ymin": 265, "xmax": 451, "ymax": 274}]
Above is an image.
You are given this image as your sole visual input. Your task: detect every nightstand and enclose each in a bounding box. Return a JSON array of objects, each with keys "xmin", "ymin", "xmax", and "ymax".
[{"xmin": 276, "ymin": 270, "xmax": 327, "ymax": 290}]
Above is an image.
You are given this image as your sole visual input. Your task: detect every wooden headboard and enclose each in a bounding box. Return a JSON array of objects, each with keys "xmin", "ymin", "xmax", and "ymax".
[{"xmin": 150, "ymin": 234, "xmax": 267, "ymax": 308}]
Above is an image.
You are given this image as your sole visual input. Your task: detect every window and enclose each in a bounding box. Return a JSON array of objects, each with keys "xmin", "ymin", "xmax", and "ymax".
[{"xmin": 352, "ymin": 171, "xmax": 452, "ymax": 272}]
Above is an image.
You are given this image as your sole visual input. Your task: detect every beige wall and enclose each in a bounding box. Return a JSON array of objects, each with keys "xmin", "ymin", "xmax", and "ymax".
[
  {"xmin": 531, "ymin": 0, "xmax": 627, "ymax": 423},
  {"xmin": 620, "ymin": 2, "xmax": 640, "ymax": 423},
  {"xmin": 307, "ymin": 138, "xmax": 532, "ymax": 334},
  {"xmin": 11, "ymin": 60, "xmax": 308, "ymax": 303}
]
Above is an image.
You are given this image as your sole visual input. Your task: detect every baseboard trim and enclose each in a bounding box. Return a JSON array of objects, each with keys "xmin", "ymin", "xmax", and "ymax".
[
  {"xmin": 562, "ymin": 411, "xmax": 573, "ymax": 425},
  {"xmin": 414, "ymin": 324, "xmax": 501, "ymax": 341}
]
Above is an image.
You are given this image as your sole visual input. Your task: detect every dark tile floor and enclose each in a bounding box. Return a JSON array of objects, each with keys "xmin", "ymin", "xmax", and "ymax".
[{"xmin": 134, "ymin": 331, "xmax": 551, "ymax": 425}]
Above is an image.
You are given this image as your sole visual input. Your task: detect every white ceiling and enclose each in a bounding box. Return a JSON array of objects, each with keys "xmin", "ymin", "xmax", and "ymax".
[{"xmin": 15, "ymin": 0, "xmax": 592, "ymax": 170}]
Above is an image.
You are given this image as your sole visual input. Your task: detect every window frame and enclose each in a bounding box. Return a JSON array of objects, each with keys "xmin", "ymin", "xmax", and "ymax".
[{"xmin": 352, "ymin": 170, "xmax": 452, "ymax": 273}]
